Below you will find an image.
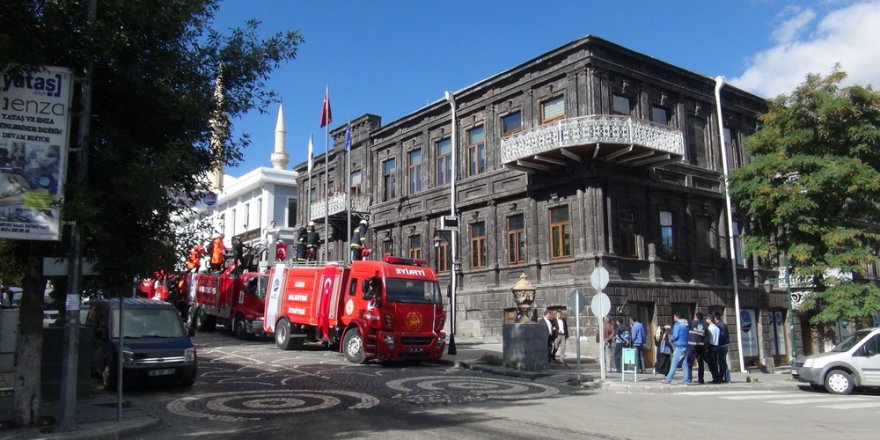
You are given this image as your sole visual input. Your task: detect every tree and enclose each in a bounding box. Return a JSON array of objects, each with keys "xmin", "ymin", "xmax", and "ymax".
[
  {"xmin": 730, "ymin": 68, "xmax": 880, "ymax": 329},
  {"xmin": 0, "ymin": 0, "xmax": 302, "ymax": 426}
]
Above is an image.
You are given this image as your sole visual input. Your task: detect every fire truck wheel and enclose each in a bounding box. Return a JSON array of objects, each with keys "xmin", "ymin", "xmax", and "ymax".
[
  {"xmin": 102, "ymin": 357, "xmax": 117, "ymax": 391},
  {"xmin": 196, "ymin": 307, "xmax": 216, "ymax": 332},
  {"xmin": 343, "ymin": 329, "xmax": 367, "ymax": 364},
  {"xmin": 275, "ymin": 319, "xmax": 296, "ymax": 350},
  {"xmin": 233, "ymin": 314, "xmax": 252, "ymax": 340}
]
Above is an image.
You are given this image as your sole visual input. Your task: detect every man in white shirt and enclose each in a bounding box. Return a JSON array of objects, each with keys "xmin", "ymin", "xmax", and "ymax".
[
  {"xmin": 706, "ymin": 315, "xmax": 721, "ymax": 383},
  {"xmin": 539, "ymin": 310, "xmax": 558, "ymax": 363}
]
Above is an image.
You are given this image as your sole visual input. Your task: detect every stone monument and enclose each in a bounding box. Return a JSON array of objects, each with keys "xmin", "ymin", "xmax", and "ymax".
[{"xmin": 502, "ymin": 273, "xmax": 548, "ymax": 371}]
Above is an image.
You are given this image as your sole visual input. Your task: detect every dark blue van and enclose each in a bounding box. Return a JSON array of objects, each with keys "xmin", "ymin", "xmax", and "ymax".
[{"xmin": 87, "ymin": 297, "xmax": 197, "ymax": 390}]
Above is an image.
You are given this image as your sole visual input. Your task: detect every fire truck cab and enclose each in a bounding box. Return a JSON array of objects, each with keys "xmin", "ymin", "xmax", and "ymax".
[{"xmin": 264, "ymin": 256, "xmax": 447, "ymax": 363}]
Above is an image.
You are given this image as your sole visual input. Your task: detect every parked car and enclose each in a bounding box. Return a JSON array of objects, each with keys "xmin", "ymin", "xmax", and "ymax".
[
  {"xmin": 794, "ymin": 327, "xmax": 880, "ymax": 394},
  {"xmin": 87, "ymin": 297, "xmax": 197, "ymax": 390}
]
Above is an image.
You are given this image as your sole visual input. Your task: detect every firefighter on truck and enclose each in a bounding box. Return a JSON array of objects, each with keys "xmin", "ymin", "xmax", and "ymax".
[{"xmin": 263, "ymin": 256, "xmax": 447, "ymax": 364}]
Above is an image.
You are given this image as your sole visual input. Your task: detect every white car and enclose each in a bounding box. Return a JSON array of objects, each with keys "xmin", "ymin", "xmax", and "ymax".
[{"xmin": 794, "ymin": 327, "xmax": 880, "ymax": 394}]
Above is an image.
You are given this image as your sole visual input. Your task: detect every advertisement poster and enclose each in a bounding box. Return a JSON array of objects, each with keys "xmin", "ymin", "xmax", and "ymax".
[
  {"xmin": 768, "ymin": 310, "xmax": 787, "ymax": 356},
  {"xmin": 740, "ymin": 308, "xmax": 758, "ymax": 357},
  {"xmin": 0, "ymin": 66, "xmax": 73, "ymax": 241}
]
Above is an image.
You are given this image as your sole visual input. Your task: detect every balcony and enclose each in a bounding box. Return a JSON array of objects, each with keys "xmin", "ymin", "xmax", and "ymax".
[
  {"xmin": 501, "ymin": 115, "xmax": 685, "ymax": 172},
  {"xmin": 310, "ymin": 192, "xmax": 371, "ymax": 222}
]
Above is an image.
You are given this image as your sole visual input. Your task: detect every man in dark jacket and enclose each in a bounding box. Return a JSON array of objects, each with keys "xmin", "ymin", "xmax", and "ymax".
[
  {"xmin": 687, "ymin": 312, "xmax": 710, "ymax": 384},
  {"xmin": 715, "ymin": 312, "xmax": 730, "ymax": 382},
  {"xmin": 614, "ymin": 318, "xmax": 631, "ymax": 373},
  {"xmin": 294, "ymin": 224, "xmax": 307, "ymax": 261}
]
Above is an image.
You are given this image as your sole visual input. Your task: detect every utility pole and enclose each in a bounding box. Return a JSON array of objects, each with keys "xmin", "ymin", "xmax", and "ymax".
[{"xmin": 60, "ymin": 0, "xmax": 96, "ymax": 430}]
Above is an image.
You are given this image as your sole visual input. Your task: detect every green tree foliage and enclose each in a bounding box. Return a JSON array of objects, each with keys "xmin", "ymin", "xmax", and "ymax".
[
  {"xmin": 730, "ymin": 69, "xmax": 880, "ymax": 326},
  {"xmin": 0, "ymin": 0, "xmax": 302, "ymax": 426}
]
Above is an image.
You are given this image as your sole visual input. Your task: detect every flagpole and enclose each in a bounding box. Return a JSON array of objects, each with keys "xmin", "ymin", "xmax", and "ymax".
[
  {"xmin": 307, "ymin": 136, "xmax": 312, "ymax": 225},
  {"xmin": 346, "ymin": 121, "xmax": 352, "ymax": 265},
  {"xmin": 323, "ymin": 122, "xmax": 329, "ymax": 262}
]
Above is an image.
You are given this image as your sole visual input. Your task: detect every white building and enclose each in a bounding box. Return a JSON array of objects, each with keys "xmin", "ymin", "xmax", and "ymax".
[{"xmin": 208, "ymin": 104, "xmax": 299, "ymax": 253}]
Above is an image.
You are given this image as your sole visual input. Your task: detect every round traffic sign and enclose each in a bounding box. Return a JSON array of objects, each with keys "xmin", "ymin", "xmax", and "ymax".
[
  {"xmin": 590, "ymin": 267, "xmax": 610, "ymax": 290},
  {"xmin": 590, "ymin": 292, "xmax": 611, "ymax": 318}
]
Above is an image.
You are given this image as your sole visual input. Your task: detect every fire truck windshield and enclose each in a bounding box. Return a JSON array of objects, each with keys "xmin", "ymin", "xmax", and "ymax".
[{"xmin": 384, "ymin": 278, "xmax": 442, "ymax": 304}]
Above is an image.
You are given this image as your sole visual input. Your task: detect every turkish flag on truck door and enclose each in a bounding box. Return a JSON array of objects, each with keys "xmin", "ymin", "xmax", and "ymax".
[{"xmin": 317, "ymin": 264, "xmax": 339, "ymax": 341}]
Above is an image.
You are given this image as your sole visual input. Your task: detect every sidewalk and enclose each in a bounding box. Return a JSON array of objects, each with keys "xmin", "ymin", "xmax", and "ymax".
[
  {"xmin": 437, "ymin": 337, "xmax": 803, "ymax": 393},
  {"xmin": 0, "ymin": 385, "xmax": 158, "ymax": 440}
]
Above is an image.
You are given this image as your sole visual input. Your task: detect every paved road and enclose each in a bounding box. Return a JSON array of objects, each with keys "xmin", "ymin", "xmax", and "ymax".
[{"xmin": 103, "ymin": 331, "xmax": 876, "ymax": 439}]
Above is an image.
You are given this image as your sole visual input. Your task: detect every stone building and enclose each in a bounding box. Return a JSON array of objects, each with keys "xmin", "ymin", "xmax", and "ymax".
[{"xmin": 294, "ymin": 35, "xmax": 795, "ymax": 371}]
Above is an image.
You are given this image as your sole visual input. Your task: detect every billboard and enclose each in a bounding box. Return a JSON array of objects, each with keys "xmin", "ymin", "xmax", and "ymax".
[{"xmin": 0, "ymin": 66, "xmax": 73, "ymax": 241}]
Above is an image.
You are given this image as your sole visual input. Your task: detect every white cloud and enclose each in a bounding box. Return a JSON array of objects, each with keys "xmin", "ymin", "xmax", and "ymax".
[
  {"xmin": 731, "ymin": 1, "xmax": 880, "ymax": 98},
  {"xmin": 771, "ymin": 7, "xmax": 816, "ymax": 44}
]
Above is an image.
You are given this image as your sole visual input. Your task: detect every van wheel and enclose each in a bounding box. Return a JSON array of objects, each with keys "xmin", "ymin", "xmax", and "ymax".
[
  {"xmin": 343, "ymin": 329, "xmax": 366, "ymax": 364},
  {"xmin": 233, "ymin": 314, "xmax": 251, "ymax": 340},
  {"xmin": 275, "ymin": 319, "xmax": 295, "ymax": 350},
  {"xmin": 102, "ymin": 358, "xmax": 117, "ymax": 391},
  {"xmin": 825, "ymin": 369, "xmax": 854, "ymax": 395}
]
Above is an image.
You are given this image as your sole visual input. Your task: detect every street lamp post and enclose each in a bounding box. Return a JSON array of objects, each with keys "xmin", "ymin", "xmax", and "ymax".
[
  {"xmin": 785, "ymin": 254, "xmax": 799, "ymax": 367},
  {"xmin": 444, "ymin": 91, "xmax": 458, "ymax": 355}
]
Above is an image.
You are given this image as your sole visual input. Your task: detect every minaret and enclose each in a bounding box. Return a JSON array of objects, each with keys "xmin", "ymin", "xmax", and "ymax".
[
  {"xmin": 271, "ymin": 104, "xmax": 289, "ymax": 169},
  {"xmin": 209, "ymin": 64, "xmax": 226, "ymax": 191}
]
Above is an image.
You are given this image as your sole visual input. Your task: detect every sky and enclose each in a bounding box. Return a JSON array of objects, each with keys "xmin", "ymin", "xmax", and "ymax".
[{"xmin": 213, "ymin": 0, "xmax": 880, "ymax": 177}]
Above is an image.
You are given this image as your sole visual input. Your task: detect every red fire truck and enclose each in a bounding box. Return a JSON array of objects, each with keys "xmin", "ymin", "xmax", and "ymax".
[
  {"xmin": 191, "ymin": 264, "xmax": 270, "ymax": 339},
  {"xmin": 263, "ymin": 256, "xmax": 446, "ymax": 363}
]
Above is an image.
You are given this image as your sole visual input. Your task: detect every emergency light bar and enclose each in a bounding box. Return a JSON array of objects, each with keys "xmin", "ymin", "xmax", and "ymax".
[{"xmin": 383, "ymin": 256, "xmax": 428, "ymax": 267}]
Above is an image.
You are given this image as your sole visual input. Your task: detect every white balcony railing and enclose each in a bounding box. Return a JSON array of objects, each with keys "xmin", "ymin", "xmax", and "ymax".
[
  {"xmin": 310, "ymin": 193, "xmax": 371, "ymax": 221},
  {"xmin": 500, "ymin": 115, "xmax": 684, "ymax": 165}
]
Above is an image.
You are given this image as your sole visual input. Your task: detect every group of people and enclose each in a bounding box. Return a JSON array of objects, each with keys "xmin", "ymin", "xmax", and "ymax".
[
  {"xmin": 592, "ymin": 312, "xmax": 730, "ymax": 384},
  {"xmin": 594, "ymin": 317, "xmax": 647, "ymax": 373},
  {"xmin": 539, "ymin": 309, "xmax": 571, "ymax": 366},
  {"xmin": 660, "ymin": 311, "xmax": 731, "ymax": 385},
  {"xmin": 293, "ymin": 222, "xmax": 321, "ymax": 261}
]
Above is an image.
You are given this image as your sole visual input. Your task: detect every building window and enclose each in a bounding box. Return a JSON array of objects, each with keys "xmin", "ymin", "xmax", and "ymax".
[
  {"xmin": 723, "ymin": 127, "xmax": 743, "ymax": 170},
  {"xmin": 541, "ymin": 96, "xmax": 565, "ymax": 124},
  {"xmin": 407, "ymin": 149, "xmax": 422, "ymax": 194},
  {"xmin": 350, "ymin": 170, "xmax": 362, "ymax": 194},
  {"xmin": 687, "ymin": 115, "xmax": 707, "ymax": 167},
  {"xmin": 507, "ymin": 214, "xmax": 525, "ymax": 264},
  {"xmin": 409, "ymin": 235, "xmax": 422, "ymax": 260},
  {"xmin": 651, "ymin": 106, "xmax": 669, "ymax": 125},
  {"xmin": 612, "ymin": 94, "xmax": 632, "ymax": 115},
  {"xmin": 501, "ymin": 111, "xmax": 522, "ymax": 136},
  {"xmin": 309, "ymin": 186, "xmax": 317, "ymax": 202},
  {"xmin": 436, "ymin": 241, "xmax": 450, "ymax": 273},
  {"xmin": 619, "ymin": 207, "xmax": 639, "ymax": 258},
  {"xmin": 466, "ymin": 126, "xmax": 486, "ymax": 177},
  {"xmin": 382, "ymin": 239, "xmax": 393, "ymax": 257},
  {"xmin": 470, "ymin": 221, "xmax": 487, "ymax": 268},
  {"xmin": 244, "ymin": 202, "xmax": 250, "ymax": 230},
  {"xmin": 733, "ymin": 220, "xmax": 743, "ymax": 264},
  {"xmin": 549, "ymin": 206, "xmax": 571, "ymax": 259},
  {"xmin": 659, "ymin": 210, "xmax": 675, "ymax": 259},
  {"xmin": 435, "ymin": 138, "xmax": 452, "ymax": 186},
  {"xmin": 383, "ymin": 158, "xmax": 396, "ymax": 201},
  {"xmin": 286, "ymin": 198, "xmax": 297, "ymax": 227}
]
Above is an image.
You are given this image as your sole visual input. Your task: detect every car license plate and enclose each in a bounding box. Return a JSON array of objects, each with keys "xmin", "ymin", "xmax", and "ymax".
[{"xmin": 148, "ymin": 368, "xmax": 175, "ymax": 376}]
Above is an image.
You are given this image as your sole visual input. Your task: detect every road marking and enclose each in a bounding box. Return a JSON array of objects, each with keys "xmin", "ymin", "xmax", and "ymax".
[
  {"xmin": 817, "ymin": 402, "xmax": 880, "ymax": 410},
  {"xmin": 675, "ymin": 390, "xmax": 780, "ymax": 396},
  {"xmin": 768, "ymin": 397, "xmax": 869, "ymax": 405},
  {"xmin": 721, "ymin": 393, "xmax": 807, "ymax": 400}
]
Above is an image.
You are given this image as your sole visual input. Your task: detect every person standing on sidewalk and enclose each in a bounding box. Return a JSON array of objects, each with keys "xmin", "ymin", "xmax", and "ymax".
[
  {"xmin": 663, "ymin": 313, "xmax": 691, "ymax": 385},
  {"xmin": 714, "ymin": 312, "xmax": 731, "ymax": 382},
  {"xmin": 596, "ymin": 317, "xmax": 615, "ymax": 372},
  {"xmin": 540, "ymin": 310, "xmax": 558, "ymax": 363},
  {"xmin": 553, "ymin": 311, "xmax": 570, "ymax": 365},
  {"xmin": 654, "ymin": 326, "xmax": 672, "ymax": 376},
  {"xmin": 706, "ymin": 314, "xmax": 721, "ymax": 383},
  {"xmin": 687, "ymin": 312, "xmax": 709, "ymax": 384},
  {"xmin": 630, "ymin": 316, "xmax": 646, "ymax": 374},
  {"xmin": 614, "ymin": 318, "xmax": 631, "ymax": 373}
]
